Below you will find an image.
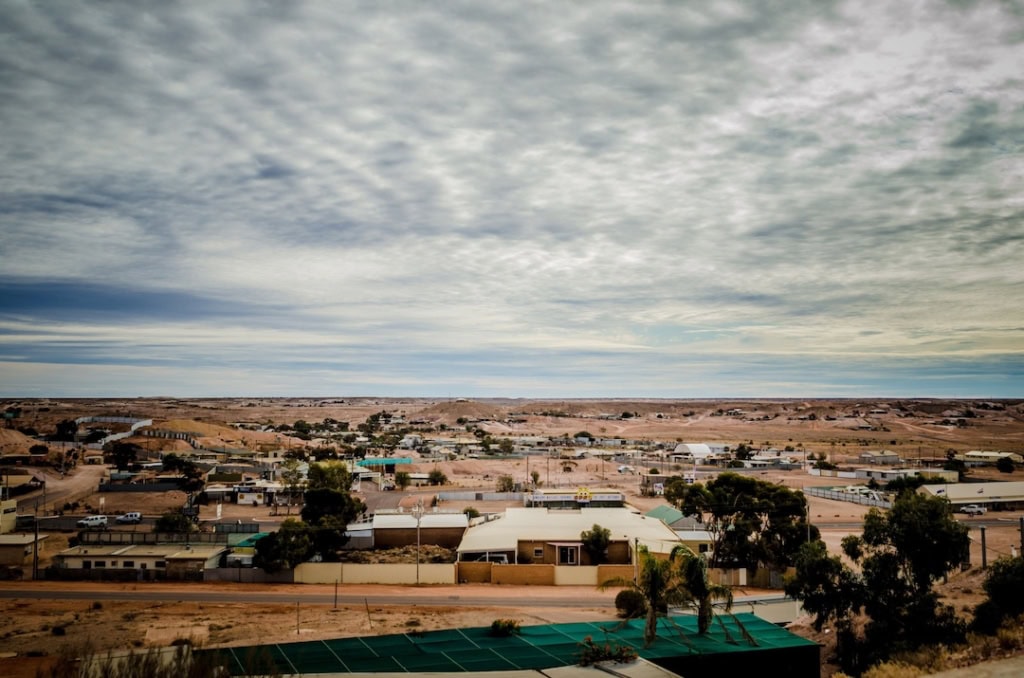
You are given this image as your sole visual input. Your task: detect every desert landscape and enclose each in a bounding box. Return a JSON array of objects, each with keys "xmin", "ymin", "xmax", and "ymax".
[{"xmin": 2, "ymin": 397, "xmax": 1024, "ymax": 677}]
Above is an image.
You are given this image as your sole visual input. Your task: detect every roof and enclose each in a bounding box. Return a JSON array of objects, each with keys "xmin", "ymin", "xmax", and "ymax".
[
  {"xmin": 373, "ymin": 512, "xmax": 469, "ymax": 529},
  {"xmin": 920, "ymin": 481, "xmax": 1024, "ymax": 504},
  {"xmin": 0, "ymin": 534, "xmax": 47, "ymax": 546},
  {"xmin": 644, "ymin": 505, "xmax": 684, "ymax": 525},
  {"xmin": 200, "ymin": 613, "xmax": 816, "ymax": 676},
  {"xmin": 457, "ymin": 507, "xmax": 681, "ymax": 555},
  {"xmin": 57, "ymin": 543, "xmax": 227, "ymax": 560},
  {"xmin": 357, "ymin": 457, "xmax": 413, "ymax": 467},
  {"xmin": 673, "ymin": 443, "xmax": 713, "ymax": 457}
]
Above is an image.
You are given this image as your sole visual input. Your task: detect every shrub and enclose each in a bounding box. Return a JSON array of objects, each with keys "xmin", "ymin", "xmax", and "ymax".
[
  {"xmin": 489, "ymin": 618, "xmax": 521, "ymax": 637},
  {"xmin": 614, "ymin": 589, "xmax": 648, "ymax": 619},
  {"xmin": 576, "ymin": 635, "xmax": 638, "ymax": 666}
]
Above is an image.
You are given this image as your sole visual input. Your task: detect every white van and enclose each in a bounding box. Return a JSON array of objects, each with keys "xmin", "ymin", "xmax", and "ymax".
[{"xmin": 77, "ymin": 515, "xmax": 108, "ymax": 528}]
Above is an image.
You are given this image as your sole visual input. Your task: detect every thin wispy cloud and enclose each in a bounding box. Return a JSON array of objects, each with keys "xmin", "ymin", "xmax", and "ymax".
[{"xmin": 1, "ymin": 1, "xmax": 1022, "ymax": 397}]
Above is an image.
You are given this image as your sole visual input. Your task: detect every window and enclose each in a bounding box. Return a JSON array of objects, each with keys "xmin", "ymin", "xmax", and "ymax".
[
  {"xmin": 123, "ymin": 561, "xmax": 134, "ymax": 568},
  {"xmin": 699, "ymin": 544, "xmax": 709, "ymax": 554},
  {"xmin": 155, "ymin": 561, "xmax": 166, "ymax": 568},
  {"xmin": 95, "ymin": 561, "xmax": 106, "ymax": 568},
  {"xmin": 558, "ymin": 546, "xmax": 578, "ymax": 565},
  {"xmin": 82, "ymin": 561, "xmax": 92, "ymax": 570},
  {"xmin": 533, "ymin": 547, "xmax": 543, "ymax": 559}
]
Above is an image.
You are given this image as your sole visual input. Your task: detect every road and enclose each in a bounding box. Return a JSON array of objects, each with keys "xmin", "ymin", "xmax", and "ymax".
[
  {"xmin": 0, "ymin": 582, "xmax": 618, "ymax": 609},
  {"xmin": 15, "ymin": 464, "xmax": 106, "ymax": 515}
]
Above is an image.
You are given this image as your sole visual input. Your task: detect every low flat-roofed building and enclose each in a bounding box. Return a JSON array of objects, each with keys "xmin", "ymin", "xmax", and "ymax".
[
  {"xmin": 457, "ymin": 506, "xmax": 682, "ymax": 565},
  {"xmin": 370, "ymin": 511, "xmax": 468, "ymax": 549},
  {"xmin": 54, "ymin": 543, "xmax": 227, "ymax": 579},
  {"xmin": 920, "ymin": 481, "xmax": 1024, "ymax": 510},
  {"xmin": 0, "ymin": 534, "xmax": 47, "ymax": 566},
  {"xmin": 962, "ymin": 451, "xmax": 1024, "ymax": 466},
  {"xmin": 857, "ymin": 467, "xmax": 959, "ymax": 483},
  {"xmin": 524, "ymin": 487, "xmax": 625, "ymax": 508},
  {"xmin": 859, "ymin": 450, "xmax": 901, "ymax": 465}
]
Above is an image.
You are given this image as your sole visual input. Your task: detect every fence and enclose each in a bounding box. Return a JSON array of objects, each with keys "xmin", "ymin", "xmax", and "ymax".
[{"xmin": 803, "ymin": 486, "xmax": 891, "ymax": 509}]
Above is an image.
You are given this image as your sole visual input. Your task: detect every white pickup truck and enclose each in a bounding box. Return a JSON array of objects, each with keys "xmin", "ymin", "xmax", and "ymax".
[{"xmin": 960, "ymin": 504, "xmax": 987, "ymax": 516}]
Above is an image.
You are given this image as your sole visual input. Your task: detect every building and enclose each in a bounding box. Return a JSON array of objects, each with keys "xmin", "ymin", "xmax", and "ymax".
[
  {"xmin": 919, "ymin": 481, "xmax": 1024, "ymax": 511},
  {"xmin": 0, "ymin": 534, "xmax": 47, "ymax": 567},
  {"xmin": 961, "ymin": 451, "xmax": 1024, "ymax": 466},
  {"xmin": 456, "ymin": 507, "xmax": 682, "ymax": 565},
  {"xmin": 859, "ymin": 450, "xmax": 901, "ymax": 465},
  {"xmin": 53, "ymin": 543, "xmax": 227, "ymax": 580},
  {"xmin": 524, "ymin": 487, "xmax": 626, "ymax": 508},
  {"xmin": 369, "ymin": 511, "xmax": 468, "ymax": 549}
]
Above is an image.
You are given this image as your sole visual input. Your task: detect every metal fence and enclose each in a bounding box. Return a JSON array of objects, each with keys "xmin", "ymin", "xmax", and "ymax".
[{"xmin": 804, "ymin": 486, "xmax": 891, "ymax": 509}]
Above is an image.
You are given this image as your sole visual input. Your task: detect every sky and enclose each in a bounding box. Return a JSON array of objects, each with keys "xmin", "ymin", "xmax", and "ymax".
[{"xmin": 1, "ymin": 1, "xmax": 1023, "ymax": 399}]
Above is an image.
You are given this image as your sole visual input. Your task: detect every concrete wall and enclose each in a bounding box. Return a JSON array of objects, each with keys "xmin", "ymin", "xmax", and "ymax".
[
  {"xmin": 597, "ymin": 564, "xmax": 635, "ymax": 585},
  {"xmin": 553, "ymin": 565, "xmax": 598, "ymax": 586},
  {"xmin": 456, "ymin": 561, "xmax": 492, "ymax": 583},
  {"xmin": 491, "ymin": 563, "xmax": 554, "ymax": 585},
  {"xmin": 293, "ymin": 562, "xmax": 456, "ymax": 585}
]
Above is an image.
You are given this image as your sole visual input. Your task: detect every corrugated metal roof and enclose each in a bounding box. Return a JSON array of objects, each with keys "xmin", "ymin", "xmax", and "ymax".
[
  {"xmin": 457, "ymin": 507, "xmax": 682, "ymax": 555},
  {"xmin": 373, "ymin": 513, "xmax": 469, "ymax": 529},
  {"xmin": 921, "ymin": 481, "xmax": 1024, "ymax": 503}
]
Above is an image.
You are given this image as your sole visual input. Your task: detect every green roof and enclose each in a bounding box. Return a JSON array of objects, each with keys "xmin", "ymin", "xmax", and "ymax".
[
  {"xmin": 645, "ymin": 505, "xmax": 685, "ymax": 525},
  {"xmin": 233, "ymin": 533, "xmax": 270, "ymax": 548},
  {"xmin": 200, "ymin": 613, "xmax": 817, "ymax": 676},
  {"xmin": 356, "ymin": 457, "xmax": 413, "ymax": 467}
]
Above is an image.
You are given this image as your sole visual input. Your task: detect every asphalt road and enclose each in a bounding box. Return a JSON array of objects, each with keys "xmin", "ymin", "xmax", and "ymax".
[{"xmin": 0, "ymin": 584, "xmax": 615, "ymax": 609}]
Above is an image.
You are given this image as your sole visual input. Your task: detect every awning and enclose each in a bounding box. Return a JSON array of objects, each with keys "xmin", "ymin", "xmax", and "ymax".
[{"xmin": 547, "ymin": 541, "xmax": 583, "ymax": 547}]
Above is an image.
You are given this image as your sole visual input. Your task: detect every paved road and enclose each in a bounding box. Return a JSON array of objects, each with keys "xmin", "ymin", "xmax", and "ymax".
[{"xmin": 0, "ymin": 583, "xmax": 617, "ymax": 609}]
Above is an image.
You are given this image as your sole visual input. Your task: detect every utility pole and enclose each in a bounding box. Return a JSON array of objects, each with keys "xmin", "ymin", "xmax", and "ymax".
[{"xmin": 411, "ymin": 499, "xmax": 424, "ymax": 585}]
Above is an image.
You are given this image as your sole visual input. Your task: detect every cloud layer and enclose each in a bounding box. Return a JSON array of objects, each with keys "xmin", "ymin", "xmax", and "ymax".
[{"xmin": 1, "ymin": 1, "xmax": 1022, "ymax": 397}]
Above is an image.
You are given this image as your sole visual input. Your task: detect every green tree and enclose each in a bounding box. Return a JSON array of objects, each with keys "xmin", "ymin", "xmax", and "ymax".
[
  {"xmin": 497, "ymin": 438, "xmax": 515, "ymax": 455},
  {"xmin": 496, "ymin": 474, "xmax": 516, "ymax": 492},
  {"xmin": 463, "ymin": 506, "xmax": 480, "ymax": 519},
  {"xmin": 254, "ymin": 519, "xmax": 313, "ymax": 573},
  {"xmin": 279, "ymin": 457, "xmax": 305, "ymax": 508},
  {"xmin": 601, "ymin": 546, "xmax": 680, "ymax": 647},
  {"xmin": 581, "ymin": 524, "xmax": 611, "ymax": 565},
  {"xmin": 300, "ymin": 488, "xmax": 366, "ymax": 529},
  {"xmin": 54, "ymin": 419, "xmax": 78, "ymax": 442},
  {"xmin": 996, "ymin": 456, "xmax": 1015, "ymax": 474},
  {"xmin": 395, "ymin": 471, "xmax": 411, "ymax": 489},
  {"xmin": 664, "ymin": 472, "xmax": 816, "ymax": 569},
  {"xmin": 531, "ymin": 470, "xmax": 540, "ymax": 486},
  {"xmin": 785, "ymin": 492, "xmax": 969, "ymax": 673},
  {"xmin": 428, "ymin": 469, "xmax": 448, "ymax": 486},
  {"xmin": 973, "ymin": 556, "xmax": 1024, "ymax": 633},
  {"xmin": 673, "ymin": 546, "xmax": 733, "ymax": 635},
  {"xmin": 154, "ymin": 512, "xmax": 193, "ymax": 534},
  {"xmin": 306, "ymin": 461, "xmax": 353, "ymax": 492}
]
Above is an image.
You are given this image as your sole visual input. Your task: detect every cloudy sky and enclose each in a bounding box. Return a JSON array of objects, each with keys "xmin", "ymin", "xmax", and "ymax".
[{"xmin": 1, "ymin": 1, "xmax": 1023, "ymax": 398}]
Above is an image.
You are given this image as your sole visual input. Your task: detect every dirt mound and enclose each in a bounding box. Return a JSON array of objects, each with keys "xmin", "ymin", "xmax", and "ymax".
[
  {"xmin": 0, "ymin": 429, "xmax": 39, "ymax": 455},
  {"xmin": 416, "ymin": 400, "xmax": 510, "ymax": 423}
]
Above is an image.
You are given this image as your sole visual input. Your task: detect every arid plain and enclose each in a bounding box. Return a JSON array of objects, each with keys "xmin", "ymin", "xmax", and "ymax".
[{"xmin": 2, "ymin": 397, "xmax": 1023, "ymax": 677}]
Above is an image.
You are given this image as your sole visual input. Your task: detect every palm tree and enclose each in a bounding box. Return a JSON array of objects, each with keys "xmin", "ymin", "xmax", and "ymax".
[
  {"xmin": 601, "ymin": 544, "xmax": 734, "ymax": 647},
  {"xmin": 601, "ymin": 545, "xmax": 686, "ymax": 646},
  {"xmin": 671, "ymin": 545, "xmax": 734, "ymax": 634}
]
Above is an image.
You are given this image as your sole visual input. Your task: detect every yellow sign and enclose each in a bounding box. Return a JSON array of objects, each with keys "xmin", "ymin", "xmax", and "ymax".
[{"xmin": 575, "ymin": 488, "xmax": 592, "ymax": 502}]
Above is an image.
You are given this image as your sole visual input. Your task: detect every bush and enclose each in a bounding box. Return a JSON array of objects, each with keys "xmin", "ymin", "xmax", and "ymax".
[
  {"xmin": 576, "ymin": 635, "xmax": 637, "ymax": 666},
  {"xmin": 614, "ymin": 589, "xmax": 648, "ymax": 619},
  {"xmin": 489, "ymin": 618, "xmax": 521, "ymax": 637}
]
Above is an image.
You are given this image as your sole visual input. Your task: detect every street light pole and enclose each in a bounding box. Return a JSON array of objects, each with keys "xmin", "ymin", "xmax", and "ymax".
[{"xmin": 411, "ymin": 499, "xmax": 424, "ymax": 585}]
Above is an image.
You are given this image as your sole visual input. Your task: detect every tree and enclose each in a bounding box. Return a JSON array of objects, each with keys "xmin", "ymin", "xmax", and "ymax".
[
  {"xmin": 996, "ymin": 456, "xmax": 1015, "ymax": 474},
  {"xmin": 306, "ymin": 461, "xmax": 352, "ymax": 492},
  {"xmin": 154, "ymin": 512, "xmax": 193, "ymax": 534},
  {"xmin": 106, "ymin": 442, "xmax": 141, "ymax": 471},
  {"xmin": 973, "ymin": 556, "xmax": 1024, "ymax": 633},
  {"xmin": 253, "ymin": 519, "xmax": 313, "ymax": 573},
  {"xmin": 279, "ymin": 458, "xmax": 305, "ymax": 508},
  {"xmin": 785, "ymin": 492, "xmax": 969, "ymax": 673},
  {"xmin": 600, "ymin": 545, "xmax": 735, "ymax": 647},
  {"xmin": 54, "ymin": 419, "xmax": 78, "ymax": 442},
  {"xmin": 428, "ymin": 469, "xmax": 447, "ymax": 486},
  {"xmin": 531, "ymin": 470, "xmax": 540, "ymax": 486},
  {"xmin": 580, "ymin": 524, "xmax": 611, "ymax": 565},
  {"xmin": 497, "ymin": 438, "xmax": 515, "ymax": 455},
  {"xmin": 300, "ymin": 488, "xmax": 366, "ymax": 528},
  {"xmin": 672, "ymin": 546, "xmax": 733, "ymax": 635},
  {"xmin": 395, "ymin": 471, "xmax": 411, "ymax": 489},
  {"xmin": 664, "ymin": 472, "xmax": 816, "ymax": 570},
  {"xmin": 496, "ymin": 475, "xmax": 516, "ymax": 492}
]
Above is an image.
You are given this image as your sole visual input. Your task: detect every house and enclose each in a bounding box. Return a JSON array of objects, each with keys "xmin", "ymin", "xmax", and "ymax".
[
  {"xmin": 961, "ymin": 451, "xmax": 1024, "ymax": 466},
  {"xmin": 456, "ymin": 507, "xmax": 682, "ymax": 565},
  {"xmin": 53, "ymin": 543, "xmax": 228, "ymax": 579},
  {"xmin": 0, "ymin": 534, "xmax": 47, "ymax": 567},
  {"xmin": 859, "ymin": 450, "xmax": 901, "ymax": 465},
  {"xmin": 369, "ymin": 511, "xmax": 468, "ymax": 549},
  {"xmin": 644, "ymin": 506, "xmax": 715, "ymax": 555}
]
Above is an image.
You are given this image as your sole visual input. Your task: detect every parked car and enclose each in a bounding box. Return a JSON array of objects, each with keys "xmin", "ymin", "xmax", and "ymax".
[
  {"xmin": 77, "ymin": 515, "xmax": 108, "ymax": 528},
  {"xmin": 116, "ymin": 511, "xmax": 142, "ymax": 524},
  {"xmin": 960, "ymin": 504, "xmax": 987, "ymax": 516}
]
